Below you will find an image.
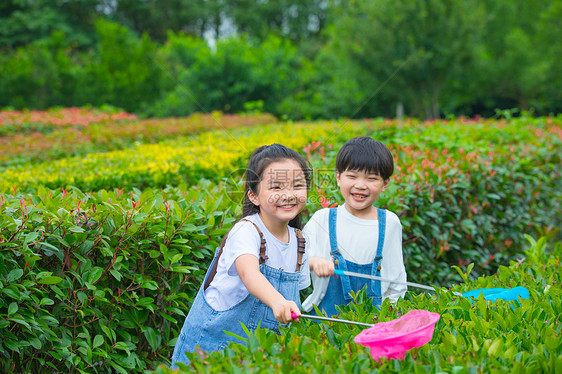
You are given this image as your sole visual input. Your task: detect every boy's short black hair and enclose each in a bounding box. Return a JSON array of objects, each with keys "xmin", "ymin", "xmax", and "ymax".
[{"xmin": 336, "ymin": 136, "xmax": 394, "ymax": 179}]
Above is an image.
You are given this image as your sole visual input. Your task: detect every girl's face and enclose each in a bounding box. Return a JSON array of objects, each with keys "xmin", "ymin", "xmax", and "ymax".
[
  {"xmin": 336, "ymin": 169, "xmax": 389, "ymax": 219},
  {"xmin": 248, "ymin": 159, "xmax": 308, "ymax": 229}
]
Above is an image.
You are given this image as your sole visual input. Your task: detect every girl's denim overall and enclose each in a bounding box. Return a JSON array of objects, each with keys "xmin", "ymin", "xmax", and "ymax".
[
  {"xmin": 171, "ymin": 222, "xmax": 303, "ymax": 368},
  {"xmin": 316, "ymin": 207, "xmax": 386, "ymax": 317}
]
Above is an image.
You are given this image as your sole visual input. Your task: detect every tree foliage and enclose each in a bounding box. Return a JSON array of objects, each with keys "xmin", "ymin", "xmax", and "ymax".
[
  {"xmin": 0, "ymin": 0, "xmax": 560, "ymax": 118},
  {"xmin": 323, "ymin": 0, "xmax": 487, "ymax": 119}
]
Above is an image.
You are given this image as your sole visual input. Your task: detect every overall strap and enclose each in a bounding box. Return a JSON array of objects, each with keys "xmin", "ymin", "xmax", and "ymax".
[
  {"xmin": 241, "ymin": 219, "xmax": 268, "ymax": 264},
  {"xmin": 370, "ymin": 208, "xmax": 386, "ymax": 295},
  {"xmin": 294, "ymin": 228, "xmax": 306, "ymax": 272},
  {"xmin": 371, "ymin": 208, "xmax": 386, "ymax": 295},
  {"xmin": 328, "ymin": 208, "xmax": 339, "ymax": 255},
  {"xmin": 329, "ymin": 207, "xmax": 353, "ymax": 302},
  {"xmin": 375, "ymin": 208, "xmax": 386, "ymax": 263},
  {"xmin": 203, "ymin": 219, "xmax": 267, "ymax": 290}
]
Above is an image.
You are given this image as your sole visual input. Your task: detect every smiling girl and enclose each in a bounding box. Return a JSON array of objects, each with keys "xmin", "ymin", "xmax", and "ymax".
[{"xmin": 171, "ymin": 144, "xmax": 311, "ymax": 368}]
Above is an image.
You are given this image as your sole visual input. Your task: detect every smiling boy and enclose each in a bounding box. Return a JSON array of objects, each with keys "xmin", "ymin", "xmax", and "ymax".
[{"xmin": 302, "ymin": 136, "xmax": 407, "ymax": 316}]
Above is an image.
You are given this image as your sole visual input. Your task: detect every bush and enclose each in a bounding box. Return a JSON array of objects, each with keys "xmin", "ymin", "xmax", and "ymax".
[
  {"xmin": 0, "ymin": 184, "xmax": 238, "ymax": 372},
  {"xmin": 152, "ymin": 236, "xmax": 562, "ymax": 373}
]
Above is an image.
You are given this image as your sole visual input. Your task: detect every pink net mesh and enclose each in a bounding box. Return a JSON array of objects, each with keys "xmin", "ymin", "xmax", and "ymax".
[{"xmin": 354, "ymin": 309, "xmax": 440, "ymax": 361}]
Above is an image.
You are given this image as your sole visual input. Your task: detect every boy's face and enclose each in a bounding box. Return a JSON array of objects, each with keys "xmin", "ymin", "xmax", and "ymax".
[{"xmin": 336, "ymin": 169, "xmax": 389, "ymax": 218}]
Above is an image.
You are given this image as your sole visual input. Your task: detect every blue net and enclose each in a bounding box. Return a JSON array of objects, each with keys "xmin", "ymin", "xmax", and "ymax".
[{"xmin": 461, "ymin": 287, "xmax": 529, "ymax": 303}]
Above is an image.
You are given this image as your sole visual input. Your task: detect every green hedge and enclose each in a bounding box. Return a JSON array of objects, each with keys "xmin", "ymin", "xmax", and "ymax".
[
  {"xmin": 0, "ymin": 184, "xmax": 236, "ymax": 372},
  {"xmin": 153, "ymin": 236, "xmax": 562, "ymax": 373},
  {"xmin": 1, "ymin": 181, "xmax": 560, "ymax": 371}
]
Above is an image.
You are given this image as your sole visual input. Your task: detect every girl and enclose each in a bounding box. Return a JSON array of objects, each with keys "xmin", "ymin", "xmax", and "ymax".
[{"xmin": 171, "ymin": 143, "xmax": 311, "ymax": 368}]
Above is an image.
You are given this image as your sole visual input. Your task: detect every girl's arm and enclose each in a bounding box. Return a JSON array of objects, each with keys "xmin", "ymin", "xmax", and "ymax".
[{"xmin": 235, "ymin": 254, "xmax": 300, "ymax": 324}]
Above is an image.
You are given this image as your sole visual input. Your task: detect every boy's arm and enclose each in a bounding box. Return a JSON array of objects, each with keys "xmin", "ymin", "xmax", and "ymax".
[
  {"xmin": 304, "ymin": 210, "xmax": 333, "ymax": 277},
  {"xmin": 235, "ymin": 254, "xmax": 300, "ymax": 323},
  {"xmin": 383, "ymin": 212, "xmax": 408, "ymax": 302},
  {"xmin": 309, "ymin": 256, "xmax": 334, "ymax": 277}
]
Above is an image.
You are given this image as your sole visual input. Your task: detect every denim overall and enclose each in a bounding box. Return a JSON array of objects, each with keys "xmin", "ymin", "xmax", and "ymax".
[
  {"xmin": 171, "ymin": 220, "xmax": 305, "ymax": 368},
  {"xmin": 316, "ymin": 207, "xmax": 386, "ymax": 317}
]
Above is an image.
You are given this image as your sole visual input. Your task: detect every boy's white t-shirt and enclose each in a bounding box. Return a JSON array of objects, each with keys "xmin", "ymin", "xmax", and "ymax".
[
  {"xmin": 302, "ymin": 204, "xmax": 407, "ymax": 312},
  {"xmin": 204, "ymin": 213, "xmax": 310, "ymax": 311}
]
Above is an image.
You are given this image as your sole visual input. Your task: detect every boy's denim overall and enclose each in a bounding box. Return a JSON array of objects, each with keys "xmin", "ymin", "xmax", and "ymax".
[
  {"xmin": 316, "ymin": 207, "xmax": 386, "ymax": 317},
  {"xmin": 171, "ymin": 220, "xmax": 305, "ymax": 368}
]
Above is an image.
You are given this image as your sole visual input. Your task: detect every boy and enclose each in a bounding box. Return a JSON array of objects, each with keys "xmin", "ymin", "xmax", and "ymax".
[{"xmin": 302, "ymin": 136, "xmax": 407, "ymax": 316}]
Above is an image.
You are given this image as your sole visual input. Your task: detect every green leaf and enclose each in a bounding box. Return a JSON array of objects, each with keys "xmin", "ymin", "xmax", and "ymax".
[
  {"xmin": 101, "ymin": 324, "xmax": 116, "ymax": 343},
  {"xmin": 487, "ymin": 338, "xmax": 503, "ymax": 357},
  {"xmin": 89, "ymin": 267, "xmax": 103, "ymax": 284},
  {"xmin": 40, "ymin": 297, "xmax": 54, "ymax": 306},
  {"xmin": 4, "ymin": 339, "xmax": 19, "ymax": 352},
  {"xmin": 160, "ymin": 243, "xmax": 169, "ymax": 258},
  {"xmin": 170, "ymin": 253, "xmax": 183, "ymax": 264},
  {"xmin": 143, "ymin": 327, "xmax": 160, "ymax": 351},
  {"xmin": 7, "ymin": 302, "xmax": 18, "ymax": 315},
  {"xmin": 7, "ymin": 269, "xmax": 24, "ymax": 282},
  {"xmin": 110, "ymin": 270, "xmax": 122, "ymax": 281},
  {"xmin": 158, "ymin": 311, "xmax": 177, "ymax": 323},
  {"xmin": 40, "ymin": 241, "xmax": 61, "ymax": 253},
  {"xmin": 38, "ymin": 276, "xmax": 63, "ymax": 285},
  {"xmin": 109, "ymin": 362, "xmax": 128, "ymax": 374},
  {"xmin": 2, "ymin": 287, "xmax": 21, "ymax": 299},
  {"xmin": 137, "ymin": 297, "xmax": 154, "ymax": 306},
  {"xmin": 170, "ymin": 266, "xmax": 194, "ymax": 274},
  {"xmin": 114, "ymin": 341, "xmax": 130, "ymax": 352},
  {"xmin": 93, "ymin": 335, "xmax": 104, "ymax": 349},
  {"xmin": 10, "ymin": 317, "xmax": 31, "ymax": 329},
  {"xmin": 29, "ymin": 337, "xmax": 42, "ymax": 349}
]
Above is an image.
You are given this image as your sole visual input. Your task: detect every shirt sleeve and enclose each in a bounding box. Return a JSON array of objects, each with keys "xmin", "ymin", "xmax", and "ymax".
[
  {"xmin": 302, "ymin": 209, "xmax": 332, "ymax": 311},
  {"xmin": 302, "ymin": 209, "xmax": 331, "ymax": 259},
  {"xmin": 381, "ymin": 211, "xmax": 408, "ymax": 302},
  {"xmin": 222, "ymin": 220, "xmax": 262, "ymax": 277}
]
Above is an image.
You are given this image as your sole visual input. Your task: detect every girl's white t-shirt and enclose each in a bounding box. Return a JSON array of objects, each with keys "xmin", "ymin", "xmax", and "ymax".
[
  {"xmin": 301, "ymin": 204, "xmax": 407, "ymax": 312},
  {"xmin": 204, "ymin": 213, "xmax": 310, "ymax": 311}
]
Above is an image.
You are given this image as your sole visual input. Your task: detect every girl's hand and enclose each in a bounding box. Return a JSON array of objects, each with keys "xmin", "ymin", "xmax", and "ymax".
[
  {"xmin": 236, "ymin": 254, "xmax": 301, "ymax": 324},
  {"xmin": 310, "ymin": 256, "xmax": 335, "ymax": 277},
  {"xmin": 271, "ymin": 300, "xmax": 301, "ymax": 324}
]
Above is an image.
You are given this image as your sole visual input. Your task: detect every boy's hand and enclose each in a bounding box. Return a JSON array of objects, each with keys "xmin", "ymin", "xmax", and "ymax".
[
  {"xmin": 271, "ymin": 300, "xmax": 301, "ymax": 324},
  {"xmin": 310, "ymin": 257, "xmax": 335, "ymax": 277}
]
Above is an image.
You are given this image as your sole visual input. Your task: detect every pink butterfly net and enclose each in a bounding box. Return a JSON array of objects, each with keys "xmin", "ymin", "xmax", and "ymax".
[{"xmin": 354, "ymin": 309, "xmax": 440, "ymax": 361}]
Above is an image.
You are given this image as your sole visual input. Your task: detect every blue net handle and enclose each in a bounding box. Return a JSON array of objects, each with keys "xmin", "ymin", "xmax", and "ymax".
[{"xmin": 461, "ymin": 286, "xmax": 529, "ymax": 302}]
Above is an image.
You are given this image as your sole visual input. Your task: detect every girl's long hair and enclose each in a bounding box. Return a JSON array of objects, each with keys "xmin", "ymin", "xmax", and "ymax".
[{"xmin": 242, "ymin": 144, "xmax": 311, "ymax": 229}]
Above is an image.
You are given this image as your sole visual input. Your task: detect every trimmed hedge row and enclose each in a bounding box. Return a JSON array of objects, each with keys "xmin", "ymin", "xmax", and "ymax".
[
  {"xmin": 0, "ymin": 185, "xmax": 235, "ymax": 372},
  {"xmin": 152, "ymin": 236, "xmax": 561, "ymax": 373},
  {"xmin": 0, "ymin": 109, "xmax": 276, "ymax": 167}
]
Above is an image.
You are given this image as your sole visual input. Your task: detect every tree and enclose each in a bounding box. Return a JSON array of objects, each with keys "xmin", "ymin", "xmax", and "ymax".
[
  {"xmin": 228, "ymin": 0, "xmax": 328, "ymax": 42},
  {"xmin": 324, "ymin": 0, "xmax": 486, "ymax": 119},
  {"xmin": 0, "ymin": 0, "xmax": 100, "ymax": 48},
  {"xmin": 470, "ymin": 0, "xmax": 562, "ymax": 115},
  {"xmin": 109, "ymin": 0, "xmax": 220, "ymax": 42}
]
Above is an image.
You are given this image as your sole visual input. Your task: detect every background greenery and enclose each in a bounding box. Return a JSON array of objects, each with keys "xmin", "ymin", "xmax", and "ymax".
[{"xmin": 1, "ymin": 0, "xmax": 561, "ymax": 119}]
